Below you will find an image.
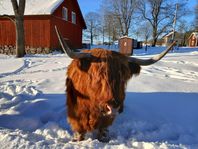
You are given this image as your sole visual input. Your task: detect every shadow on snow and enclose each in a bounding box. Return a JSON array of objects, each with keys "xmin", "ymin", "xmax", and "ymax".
[{"xmin": 0, "ymin": 92, "xmax": 197, "ymax": 145}]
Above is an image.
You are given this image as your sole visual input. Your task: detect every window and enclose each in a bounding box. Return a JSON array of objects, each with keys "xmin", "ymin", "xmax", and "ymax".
[
  {"xmin": 62, "ymin": 7, "xmax": 68, "ymax": 21},
  {"xmin": 72, "ymin": 11, "xmax": 76, "ymax": 24}
]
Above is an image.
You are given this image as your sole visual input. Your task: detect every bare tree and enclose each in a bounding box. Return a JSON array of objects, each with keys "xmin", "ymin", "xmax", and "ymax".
[
  {"xmin": 137, "ymin": 0, "xmax": 189, "ymax": 47},
  {"xmin": 102, "ymin": 0, "xmax": 137, "ymax": 36},
  {"xmin": 98, "ymin": 12, "xmax": 106, "ymax": 44},
  {"xmin": 103, "ymin": 12, "xmax": 120, "ymax": 44},
  {"xmin": 98, "ymin": 4, "xmax": 121, "ymax": 45},
  {"xmin": 0, "ymin": 0, "xmax": 26, "ymax": 57},
  {"xmin": 84, "ymin": 12, "xmax": 101, "ymax": 45},
  {"xmin": 139, "ymin": 22, "xmax": 152, "ymax": 51},
  {"xmin": 195, "ymin": 0, "xmax": 198, "ymax": 31},
  {"xmin": 177, "ymin": 20, "xmax": 190, "ymax": 46}
]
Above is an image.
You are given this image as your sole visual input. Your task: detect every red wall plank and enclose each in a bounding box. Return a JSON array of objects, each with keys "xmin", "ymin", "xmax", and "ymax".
[
  {"xmin": 0, "ymin": 16, "xmax": 51, "ymax": 48},
  {"xmin": 24, "ymin": 16, "xmax": 51, "ymax": 48},
  {"xmin": 0, "ymin": 19, "xmax": 15, "ymax": 46},
  {"xmin": 50, "ymin": 16, "xmax": 82, "ymax": 49}
]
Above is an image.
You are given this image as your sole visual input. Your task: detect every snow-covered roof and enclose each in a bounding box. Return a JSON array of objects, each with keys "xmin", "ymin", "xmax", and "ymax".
[
  {"xmin": 164, "ymin": 31, "xmax": 176, "ymax": 37},
  {"xmin": 0, "ymin": 0, "xmax": 64, "ymax": 15},
  {"xmin": 193, "ymin": 32, "xmax": 198, "ymax": 38},
  {"xmin": 120, "ymin": 36, "xmax": 132, "ymax": 39},
  {"xmin": 188, "ymin": 32, "xmax": 198, "ymax": 40}
]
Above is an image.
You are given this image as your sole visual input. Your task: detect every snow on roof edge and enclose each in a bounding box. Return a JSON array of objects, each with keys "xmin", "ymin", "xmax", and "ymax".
[
  {"xmin": 49, "ymin": 0, "xmax": 64, "ymax": 14},
  {"xmin": 0, "ymin": 0, "xmax": 64, "ymax": 16}
]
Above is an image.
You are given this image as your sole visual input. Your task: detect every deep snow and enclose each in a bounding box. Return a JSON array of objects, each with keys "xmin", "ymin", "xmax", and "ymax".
[{"xmin": 0, "ymin": 47, "xmax": 198, "ymax": 149}]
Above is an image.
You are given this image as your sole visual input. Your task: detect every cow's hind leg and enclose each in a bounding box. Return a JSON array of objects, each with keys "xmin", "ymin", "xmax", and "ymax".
[{"xmin": 97, "ymin": 128, "xmax": 110, "ymax": 142}]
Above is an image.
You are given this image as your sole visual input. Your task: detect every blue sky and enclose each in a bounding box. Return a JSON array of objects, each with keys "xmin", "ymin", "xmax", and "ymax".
[
  {"xmin": 78, "ymin": 0, "xmax": 102, "ymax": 15},
  {"xmin": 78, "ymin": 0, "xmax": 196, "ymax": 22}
]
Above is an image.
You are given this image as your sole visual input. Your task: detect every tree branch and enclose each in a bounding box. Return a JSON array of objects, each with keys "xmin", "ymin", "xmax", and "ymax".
[
  {"xmin": 0, "ymin": 14, "xmax": 15, "ymax": 23},
  {"xmin": 138, "ymin": 1, "xmax": 153, "ymax": 26}
]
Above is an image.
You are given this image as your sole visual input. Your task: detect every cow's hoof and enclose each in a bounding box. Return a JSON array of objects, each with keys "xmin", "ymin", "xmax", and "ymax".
[
  {"xmin": 98, "ymin": 135, "xmax": 110, "ymax": 142},
  {"xmin": 97, "ymin": 129, "xmax": 110, "ymax": 142},
  {"xmin": 72, "ymin": 132, "xmax": 85, "ymax": 142}
]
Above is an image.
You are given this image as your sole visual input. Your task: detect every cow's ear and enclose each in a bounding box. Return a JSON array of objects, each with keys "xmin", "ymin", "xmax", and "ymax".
[{"xmin": 128, "ymin": 61, "xmax": 141, "ymax": 75}]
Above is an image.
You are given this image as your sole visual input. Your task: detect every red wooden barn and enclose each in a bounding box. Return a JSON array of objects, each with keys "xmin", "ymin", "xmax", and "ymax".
[{"xmin": 0, "ymin": 0, "xmax": 86, "ymax": 54}]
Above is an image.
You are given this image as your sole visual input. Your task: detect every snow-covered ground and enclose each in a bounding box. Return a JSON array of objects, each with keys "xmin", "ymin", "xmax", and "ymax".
[{"xmin": 0, "ymin": 47, "xmax": 198, "ymax": 149}]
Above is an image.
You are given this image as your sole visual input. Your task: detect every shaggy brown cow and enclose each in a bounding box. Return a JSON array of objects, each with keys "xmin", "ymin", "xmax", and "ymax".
[{"xmin": 55, "ymin": 27, "xmax": 176, "ymax": 142}]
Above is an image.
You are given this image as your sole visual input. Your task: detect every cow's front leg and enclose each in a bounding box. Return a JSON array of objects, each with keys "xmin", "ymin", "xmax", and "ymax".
[
  {"xmin": 72, "ymin": 132, "xmax": 85, "ymax": 141},
  {"xmin": 97, "ymin": 128, "xmax": 110, "ymax": 142}
]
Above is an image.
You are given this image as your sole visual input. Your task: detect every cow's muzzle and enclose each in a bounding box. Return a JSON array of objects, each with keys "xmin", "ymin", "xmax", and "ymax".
[
  {"xmin": 100, "ymin": 99, "xmax": 120, "ymax": 117},
  {"xmin": 105, "ymin": 104, "xmax": 119, "ymax": 116}
]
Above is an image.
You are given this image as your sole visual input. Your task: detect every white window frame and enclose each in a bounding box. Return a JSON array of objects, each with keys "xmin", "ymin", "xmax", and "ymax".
[
  {"xmin": 72, "ymin": 11, "xmax": 76, "ymax": 24},
  {"xmin": 62, "ymin": 7, "xmax": 68, "ymax": 21}
]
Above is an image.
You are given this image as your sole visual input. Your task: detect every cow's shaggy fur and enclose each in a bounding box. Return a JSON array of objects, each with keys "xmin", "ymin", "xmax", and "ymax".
[{"xmin": 66, "ymin": 48, "xmax": 141, "ymax": 141}]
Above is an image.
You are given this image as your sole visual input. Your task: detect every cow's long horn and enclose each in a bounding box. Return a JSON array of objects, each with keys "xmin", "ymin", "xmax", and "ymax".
[
  {"xmin": 55, "ymin": 26, "xmax": 91, "ymax": 59},
  {"xmin": 128, "ymin": 41, "xmax": 176, "ymax": 66}
]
